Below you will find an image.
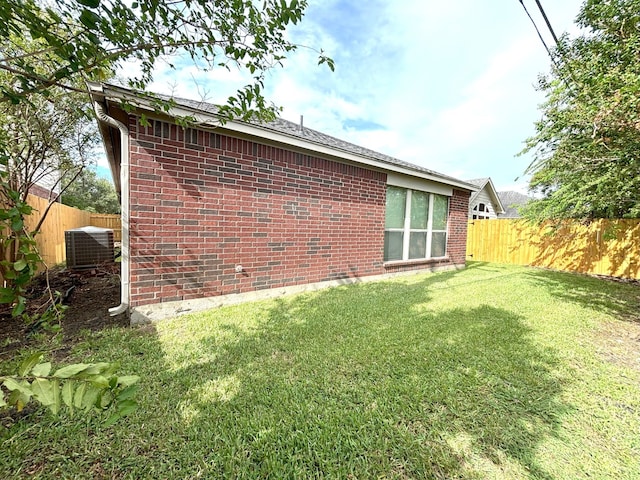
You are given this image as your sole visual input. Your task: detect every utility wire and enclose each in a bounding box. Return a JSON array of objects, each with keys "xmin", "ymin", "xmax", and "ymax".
[
  {"xmin": 534, "ymin": 0, "xmax": 560, "ymax": 47},
  {"xmin": 518, "ymin": 0, "xmax": 554, "ymax": 60},
  {"xmin": 518, "ymin": 0, "xmax": 578, "ymax": 92}
]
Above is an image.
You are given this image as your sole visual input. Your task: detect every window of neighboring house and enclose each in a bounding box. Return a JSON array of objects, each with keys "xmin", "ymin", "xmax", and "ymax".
[
  {"xmin": 472, "ymin": 202, "xmax": 491, "ymax": 220},
  {"xmin": 384, "ymin": 185, "xmax": 449, "ymax": 262}
]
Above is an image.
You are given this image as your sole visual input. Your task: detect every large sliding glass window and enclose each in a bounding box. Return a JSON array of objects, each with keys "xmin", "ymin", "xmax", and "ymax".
[{"xmin": 384, "ymin": 186, "xmax": 449, "ymax": 262}]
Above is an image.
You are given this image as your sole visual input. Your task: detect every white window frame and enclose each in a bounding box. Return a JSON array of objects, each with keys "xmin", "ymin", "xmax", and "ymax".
[
  {"xmin": 384, "ymin": 187, "xmax": 449, "ymax": 262},
  {"xmin": 472, "ymin": 202, "xmax": 491, "ymax": 220}
]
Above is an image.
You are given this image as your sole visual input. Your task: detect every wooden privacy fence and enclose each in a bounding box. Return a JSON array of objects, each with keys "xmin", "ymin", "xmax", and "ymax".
[
  {"xmin": 89, "ymin": 214, "xmax": 122, "ymax": 242},
  {"xmin": 467, "ymin": 219, "xmax": 640, "ymax": 279},
  {"xmin": 23, "ymin": 195, "xmax": 122, "ymax": 268}
]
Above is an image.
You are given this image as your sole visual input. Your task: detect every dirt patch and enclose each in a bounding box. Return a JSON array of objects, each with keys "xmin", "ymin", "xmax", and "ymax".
[
  {"xmin": 596, "ymin": 320, "xmax": 640, "ymax": 372},
  {"xmin": 0, "ymin": 264, "xmax": 127, "ymax": 360}
]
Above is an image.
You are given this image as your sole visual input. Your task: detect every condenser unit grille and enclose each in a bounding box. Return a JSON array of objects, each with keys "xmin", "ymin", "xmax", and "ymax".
[{"xmin": 65, "ymin": 227, "xmax": 115, "ymax": 269}]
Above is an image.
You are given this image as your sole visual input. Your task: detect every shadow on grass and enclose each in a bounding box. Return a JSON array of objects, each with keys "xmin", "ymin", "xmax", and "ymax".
[
  {"xmin": 524, "ymin": 268, "xmax": 640, "ymax": 324},
  {"xmin": 155, "ymin": 271, "xmax": 568, "ymax": 478},
  {"xmin": 1, "ymin": 268, "xmax": 569, "ymax": 478}
]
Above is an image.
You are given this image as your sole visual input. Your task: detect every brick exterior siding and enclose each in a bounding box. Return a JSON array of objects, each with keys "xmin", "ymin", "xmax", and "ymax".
[
  {"xmin": 29, "ymin": 183, "xmax": 58, "ymax": 201},
  {"xmin": 127, "ymin": 117, "xmax": 470, "ymax": 307}
]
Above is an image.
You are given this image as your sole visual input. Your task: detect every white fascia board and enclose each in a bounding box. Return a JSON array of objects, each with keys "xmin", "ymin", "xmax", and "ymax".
[
  {"xmin": 95, "ymin": 84, "xmax": 475, "ymax": 192},
  {"xmin": 468, "ymin": 180, "xmax": 487, "ymax": 205},
  {"xmin": 486, "ymin": 178, "xmax": 506, "ymax": 214}
]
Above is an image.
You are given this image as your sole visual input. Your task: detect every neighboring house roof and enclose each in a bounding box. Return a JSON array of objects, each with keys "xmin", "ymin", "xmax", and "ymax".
[
  {"xmin": 89, "ymin": 82, "xmax": 476, "ymax": 194},
  {"xmin": 466, "ymin": 177, "xmax": 505, "ymax": 215},
  {"xmin": 497, "ymin": 191, "xmax": 533, "ymax": 218}
]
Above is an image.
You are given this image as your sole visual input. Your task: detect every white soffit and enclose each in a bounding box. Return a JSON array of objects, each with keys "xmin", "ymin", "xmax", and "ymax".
[{"xmin": 387, "ymin": 172, "xmax": 453, "ymax": 196}]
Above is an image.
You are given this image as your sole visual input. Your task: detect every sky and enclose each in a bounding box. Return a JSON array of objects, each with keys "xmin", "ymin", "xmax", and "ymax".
[{"xmin": 104, "ymin": 0, "xmax": 586, "ymax": 194}]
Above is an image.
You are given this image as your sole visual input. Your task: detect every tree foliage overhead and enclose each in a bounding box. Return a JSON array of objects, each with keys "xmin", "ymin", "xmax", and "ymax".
[
  {"xmin": 522, "ymin": 0, "xmax": 640, "ymax": 221},
  {"xmin": 0, "ymin": 0, "xmax": 333, "ymax": 121},
  {"xmin": 0, "ymin": 84, "xmax": 97, "ymax": 206},
  {"xmin": 0, "ymin": 0, "xmax": 331, "ymax": 320},
  {"xmin": 0, "ymin": 37, "xmax": 99, "ymax": 318}
]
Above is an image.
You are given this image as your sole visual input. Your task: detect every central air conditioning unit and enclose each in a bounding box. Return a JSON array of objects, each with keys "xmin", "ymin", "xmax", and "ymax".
[{"xmin": 65, "ymin": 226, "xmax": 115, "ymax": 269}]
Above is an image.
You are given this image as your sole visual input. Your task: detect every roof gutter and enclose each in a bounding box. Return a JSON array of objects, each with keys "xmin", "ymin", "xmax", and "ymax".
[{"xmin": 93, "ymin": 100, "xmax": 130, "ymax": 317}]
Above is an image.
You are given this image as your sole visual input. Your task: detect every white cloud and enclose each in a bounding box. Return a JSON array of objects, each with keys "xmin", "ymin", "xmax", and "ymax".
[{"xmin": 101, "ymin": 0, "xmax": 585, "ymax": 189}]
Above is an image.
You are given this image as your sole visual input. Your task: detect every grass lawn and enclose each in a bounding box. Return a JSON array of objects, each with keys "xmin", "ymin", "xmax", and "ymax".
[{"xmin": 1, "ymin": 262, "xmax": 639, "ymax": 479}]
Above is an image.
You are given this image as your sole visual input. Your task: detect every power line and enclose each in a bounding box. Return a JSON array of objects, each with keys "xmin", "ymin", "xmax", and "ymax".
[
  {"xmin": 534, "ymin": 0, "xmax": 560, "ymax": 47},
  {"xmin": 517, "ymin": 0, "xmax": 577, "ymax": 95},
  {"xmin": 517, "ymin": 0, "xmax": 554, "ymax": 59}
]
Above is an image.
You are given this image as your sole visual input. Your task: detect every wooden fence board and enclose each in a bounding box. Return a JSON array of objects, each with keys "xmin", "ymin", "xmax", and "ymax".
[
  {"xmin": 25, "ymin": 195, "xmax": 92, "ymax": 267},
  {"xmin": 22, "ymin": 195, "xmax": 122, "ymax": 268},
  {"xmin": 89, "ymin": 214, "xmax": 122, "ymax": 242},
  {"xmin": 467, "ymin": 219, "xmax": 640, "ymax": 279}
]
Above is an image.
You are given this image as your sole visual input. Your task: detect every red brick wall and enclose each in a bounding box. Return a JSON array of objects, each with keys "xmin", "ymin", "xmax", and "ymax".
[
  {"xmin": 448, "ymin": 189, "xmax": 471, "ymax": 265},
  {"xmin": 127, "ymin": 117, "xmax": 469, "ymax": 307},
  {"xmin": 29, "ymin": 183, "xmax": 58, "ymax": 201}
]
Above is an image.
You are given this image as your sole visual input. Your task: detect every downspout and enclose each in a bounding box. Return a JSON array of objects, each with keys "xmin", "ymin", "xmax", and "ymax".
[{"xmin": 93, "ymin": 101, "xmax": 130, "ymax": 316}]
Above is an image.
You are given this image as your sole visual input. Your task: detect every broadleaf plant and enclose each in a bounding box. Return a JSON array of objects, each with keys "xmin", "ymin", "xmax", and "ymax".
[{"xmin": 1, "ymin": 352, "xmax": 139, "ymax": 424}]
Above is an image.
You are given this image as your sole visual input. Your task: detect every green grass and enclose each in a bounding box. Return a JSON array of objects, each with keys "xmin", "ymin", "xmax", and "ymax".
[{"xmin": 2, "ymin": 262, "xmax": 639, "ymax": 479}]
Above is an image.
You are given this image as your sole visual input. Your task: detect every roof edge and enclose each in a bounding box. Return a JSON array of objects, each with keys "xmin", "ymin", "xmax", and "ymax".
[{"xmin": 89, "ymin": 82, "xmax": 476, "ymax": 192}]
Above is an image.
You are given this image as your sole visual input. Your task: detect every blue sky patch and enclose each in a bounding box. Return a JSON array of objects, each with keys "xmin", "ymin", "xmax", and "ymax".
[{"xmin": 343, "ymin": 118, "xmax": 386, "ymax": 131}]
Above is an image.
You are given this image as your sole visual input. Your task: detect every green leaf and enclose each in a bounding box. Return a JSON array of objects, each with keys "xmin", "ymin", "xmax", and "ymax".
[
  {"xmin": 104, "ymin": 399, "xmax": 138, "ymax": 426},
  {"xmin": 0, "ymin": 285, "xmax": 17, "ymax": 301},
  {"xmin": 103, "ymin": 411, "xmax": 122, "ymax": 427},
  {"xmin": 0, "ymin": 394, "xmax": 7, "ymax": 408},
  {"xmin": 76, "ymin": 0, "xmax": 100, "ymax": 8},
  {"xmin": 11, "ymin": 217, "xmax": 23, "ymax": 232},
  {"xmin": 116, "ymin": 385, "xmax": 138, "ymax": 402},
  {"xmin": 73, "ymin": 382, "xmax": 87, "ymax": 408},
  {"xmin": 50, "ymin": 379, "xmax": 61, "ymax": 414},
  {"xmin": 117, "ymin": 399, "xmax": 138, "ymax": 417},
  {"xmin": 13, "ymin": 259, "xmax": 27, "ymax": 271},
  {"xmin": 53, "ymin": 364, "xmax": 90, "ymax": 378},
  {"xmin": 31, "ymin": 378, "xmax": 55, "ymax": 406},
  {"xmin": 3, "ymin": 377, "xmax": 32, "ymax": 396},
  {"xmin": 81, "ymin": 386, "xmax": 101, "ymax": 410},
  {"xmin": 99, "ymin": 389, "xmax": 113, "ymax": 408},
  {"xmin": 79, "ymin": 9, "xmax": 101, "ymax": 29},
  {"xmin": 82, "ymin": 363, "xmax": 112, "ymax": 375},
  {"xmin": 117, "ymin": 375, "xmax": 140, "ymax": 387},
  {"xmin": 12, "ymin": 298, "xmax": 26, "ymax": 317},
  {"xmin": 8, "ymin": 389, "xmax": 30, "ymax": 412},
  {"xmin": 2, "ymin": 270, "xmax": 17, "ymax": 281},
  {"xmin": 62, "ymin": 381, "xmax": 75, "ymax": 407},
  {"xmin": 18, "ymin": 352, "xmax": 43, "ymax": 376},
  {"xmin": 89, "ymin": 375, "xmax": 110, "ymax": 388},
  {"xmin": 31, "ymin": 362, "xmax": 52, "ymax": 377}
]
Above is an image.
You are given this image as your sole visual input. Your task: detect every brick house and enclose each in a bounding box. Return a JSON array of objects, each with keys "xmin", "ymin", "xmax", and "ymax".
[{"xmin": 89, "ymin": 83, "xmax": 475, "ymax": 323}]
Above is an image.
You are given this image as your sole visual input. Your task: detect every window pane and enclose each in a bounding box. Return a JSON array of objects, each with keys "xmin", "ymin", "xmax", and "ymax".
[
  {"xmin": 432, "ymin": 195, "xmax": 449, "ymax": 230},
  {"xmin": 385, "ymin": 186, "xmax": 406, "ymax": 229},
  {"xmin": 410, "ymin": 191, "xmax": 429, "ymax": 229},
  {"xmin": 384, "ymin": 231, "xmax": 404, "ymax": 261},
  {"xmin": 431, "ymin": 232, "xmax": 447, "ymax": 257},
  {"xmin": 409, "ymin": 232, "xmax": 427, "ymax": 259}
]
